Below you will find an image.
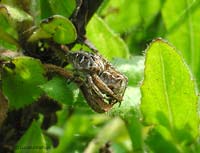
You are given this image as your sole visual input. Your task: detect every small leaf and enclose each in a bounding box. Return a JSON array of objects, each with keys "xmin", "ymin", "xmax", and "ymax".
[
  {"xmin": 141, "ymin": 39, "xmax": 198, "ymax": 143},
  {"xmin": 2, "ymin": 57, "xmax": 46, "ymax": 109},
  {"xmin": 87, "ymin": 14, "xmax": 129, "ymax": 60},
  {"xmin": 0, "ymin": 4, "xmax": 32, "ymax": 22},
  {"xmin": 49, "ymin": 0, "xmax": 76, "ymax": 17},
  {"xmin": 41, "ymin": 15, "xmax": 77, "ymax": 44},
  {"xmin": 28, "ymin": 15, "xmax": 77, "ymax": 44},
  {"xmin": 15, "ymin": 120, "xmax": 47, "ymax": 153},
  {"xmin": 40, "ymin": 76, "xmax": 75, "ymax": 105}
]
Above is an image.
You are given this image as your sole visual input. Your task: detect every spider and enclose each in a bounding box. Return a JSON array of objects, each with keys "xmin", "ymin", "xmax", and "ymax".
[{"xmin": 66, "ymin": 51, "xmax": 128, "ymax": 112}]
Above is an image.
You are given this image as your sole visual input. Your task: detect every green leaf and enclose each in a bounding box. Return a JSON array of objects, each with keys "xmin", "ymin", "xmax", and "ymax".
[
  {"xmin": 28, "ymin": 15, "xmax": 77, "ymax": 44},
  {"xmin": 15, "ymin": 120, "xmax": 47, "ymax": 153},
  {"xmin": 49, "ymin": 0, "xmax": 76, "ymax": 17},
  {"xmin": 86, "ymin": 14, "xmax": 129, "ymax": 60},
  {"xmin": 0, "ymin": 4, "xmax": 32, "ymax": 22},
  {"xmin": 40, "ymin": 76, "xmax": 75, "ymax": 105},
  {"xmin": 141, "ymin": 39, "xmax": 198, "ymax": 145},
  {"xmin": 2, "ymin": 57, "xmax": 46, "ymax": 109},
  {"xmin": 162, "ymin": 0, "xmax": 200, "ymax": 88}
]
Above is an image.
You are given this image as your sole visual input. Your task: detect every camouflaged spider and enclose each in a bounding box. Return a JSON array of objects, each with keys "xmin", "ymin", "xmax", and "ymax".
[{"xmin": 66, "ymin": 51, "xmax": 128, "ymax": 112}]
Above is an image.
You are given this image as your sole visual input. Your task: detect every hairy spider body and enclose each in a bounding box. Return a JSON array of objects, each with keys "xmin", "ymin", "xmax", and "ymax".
[{"xmin": 66, "ymin": 51, "xmax": 128, "ymax": 112}]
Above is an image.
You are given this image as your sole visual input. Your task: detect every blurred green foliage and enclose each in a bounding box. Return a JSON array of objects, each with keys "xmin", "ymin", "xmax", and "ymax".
[{"xmin": 0, "ymin": 0, "xmax": 200, "ymax": 153}]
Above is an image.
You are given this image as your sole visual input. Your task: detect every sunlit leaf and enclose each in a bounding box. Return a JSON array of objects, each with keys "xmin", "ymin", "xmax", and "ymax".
[
  {"xmin": 141, "ymin": 39, "xmax": 198, "ymax": 145},
  {"xmin": 2, "ymin": 57, "xmax": 46, "ymax": 109}
]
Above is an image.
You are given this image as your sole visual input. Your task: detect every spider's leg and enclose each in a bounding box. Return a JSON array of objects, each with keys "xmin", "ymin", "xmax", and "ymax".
[
  {"xmin": 86, "ymin": 75, "xmax": 105, "ymax": 100},
  {"xmin": 92, "ymin": 74, "xmax": 121, "ymax": 101}
]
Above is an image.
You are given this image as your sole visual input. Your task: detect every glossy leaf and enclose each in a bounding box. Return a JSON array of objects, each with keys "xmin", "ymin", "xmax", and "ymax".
[
  {"xmin": 86, "ymin": 14, "xmax": 129, "ymax": 60},
  {"xmin": 40, "ymin": 76, "xmax": 75, "ymax": 105},
  {"xmin": 15, "ymin": 120, "xmax": 47, "ymax": 153},
  {"xmin": 29, "ymin": 15, "xmax": 77, "ymax": 44},
  {"xmin": 2, "ymin": 57, "xmax": 46, "ymax": 109},
  {"xmin": 141, "ymin": 39, "xmax": 198, "ymax": 144},
  {"xmin": 162, "ymin": 0, "xmax": 200, "ymax": 88}
]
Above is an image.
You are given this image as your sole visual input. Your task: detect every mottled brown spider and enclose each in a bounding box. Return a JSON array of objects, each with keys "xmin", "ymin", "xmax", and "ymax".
[{"xmin": 66, "ymin": 51, "xmax": 128, "ymax": 112}]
